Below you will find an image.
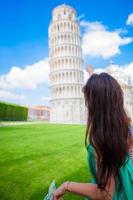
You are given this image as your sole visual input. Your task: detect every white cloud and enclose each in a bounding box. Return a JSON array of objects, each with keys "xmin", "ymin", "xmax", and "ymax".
[
  {"xmin": 81, "ymin": 21, "xmax": 132, "ymax": 59},
  {"xmin": 0, "ymin": 90, "xmax": 26, "ymax": 100},
  {"xmin": 0, "ymin": 58, "xmax": 50, "ymax": 90},
  {"xmin": 126, "ymin": 13, "xmax": 133, "ymax": 26},
  {"xmin": 41, "ymin": 96, "xmax": 51, "ymax": 101},
  {"xmin": 77, "ymin": 14, "xmax": 85, "ymax": 21}
]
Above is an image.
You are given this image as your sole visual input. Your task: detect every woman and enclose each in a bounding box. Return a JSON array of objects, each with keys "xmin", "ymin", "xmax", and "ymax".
[{"xmin": 52, "ymin": 70, "xmax": 133, "ymax": 200}]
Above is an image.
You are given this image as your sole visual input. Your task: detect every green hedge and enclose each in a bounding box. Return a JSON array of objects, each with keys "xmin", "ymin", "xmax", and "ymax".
[{"xmin": 0, "ymin": 102, "xmax": 28, "ymax": 121}]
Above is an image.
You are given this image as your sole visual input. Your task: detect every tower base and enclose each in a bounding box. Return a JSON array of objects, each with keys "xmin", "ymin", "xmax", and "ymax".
[{"xmin": 50, "ymin": 98, "xmax": 86, "ymax": 124}]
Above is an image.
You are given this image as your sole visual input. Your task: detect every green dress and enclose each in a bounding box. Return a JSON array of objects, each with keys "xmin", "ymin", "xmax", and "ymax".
[{"xmin": 86, "ymin": 144, "xmax": 133, "ymax": 200}]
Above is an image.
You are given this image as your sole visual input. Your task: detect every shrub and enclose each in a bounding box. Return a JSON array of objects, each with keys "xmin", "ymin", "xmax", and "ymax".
[{"xmin": 0, "ymin": 101, "xmax": 28, "ymax": 121}]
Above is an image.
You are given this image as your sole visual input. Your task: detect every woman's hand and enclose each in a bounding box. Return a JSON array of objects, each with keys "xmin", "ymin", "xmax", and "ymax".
[
  {"xmin": 52, "ymin": 182, "xmax": 67, "ymax": 200},
  {"xmin": 86, "ymin": 64, "xmax": 94, "ymax": 76}
]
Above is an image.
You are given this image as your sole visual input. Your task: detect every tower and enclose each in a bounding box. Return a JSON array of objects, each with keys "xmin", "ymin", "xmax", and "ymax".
[{"xmin": 49, "ymin": 4, "xmax": 85, "ymax": 124}]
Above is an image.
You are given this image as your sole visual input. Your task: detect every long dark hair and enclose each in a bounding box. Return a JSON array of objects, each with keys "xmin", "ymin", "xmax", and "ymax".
[{"xmin": 83, "ymin": 73, "xmax": 131, "ymax": 192}]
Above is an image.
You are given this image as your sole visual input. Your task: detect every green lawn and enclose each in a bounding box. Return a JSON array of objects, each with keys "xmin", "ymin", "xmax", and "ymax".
[{"xmin": 0, "ymin": 123, "xmax": 92, "ymax": 200}]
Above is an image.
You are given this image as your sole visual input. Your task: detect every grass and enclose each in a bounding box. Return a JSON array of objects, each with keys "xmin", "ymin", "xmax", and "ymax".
[{"xmin": 0, "ymin": 123, "xmax": 92, "ymax": 200}]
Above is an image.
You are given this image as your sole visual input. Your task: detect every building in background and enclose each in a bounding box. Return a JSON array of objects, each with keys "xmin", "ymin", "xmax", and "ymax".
[
  {"xmin": 28, "ymin": 106, "xmax": 50, "ymax": 121},
  {"xmin": 49, "ymin": 4, "xmax": 85, "ymax": 124},
  {"xmin": 107, "ymin": 63, "xmax": 133, "ymax": 122}
]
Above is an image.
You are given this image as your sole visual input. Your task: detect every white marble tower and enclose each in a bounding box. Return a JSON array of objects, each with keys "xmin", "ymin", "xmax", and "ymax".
[{"xmin": 49, "ymin": 4, "xmax": 85, "ymax": 124}]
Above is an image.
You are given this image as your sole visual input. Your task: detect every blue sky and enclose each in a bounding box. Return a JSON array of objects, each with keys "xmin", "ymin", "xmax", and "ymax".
[{"xmin": 0, "ymin": 0, "xmax": 133, "ymax": 105}]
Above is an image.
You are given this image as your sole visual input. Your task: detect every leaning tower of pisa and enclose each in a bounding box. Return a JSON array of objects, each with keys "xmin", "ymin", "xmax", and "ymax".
[{"xmin": 48, "ymin": 4, "xmax": 85, "ymax": 124}]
